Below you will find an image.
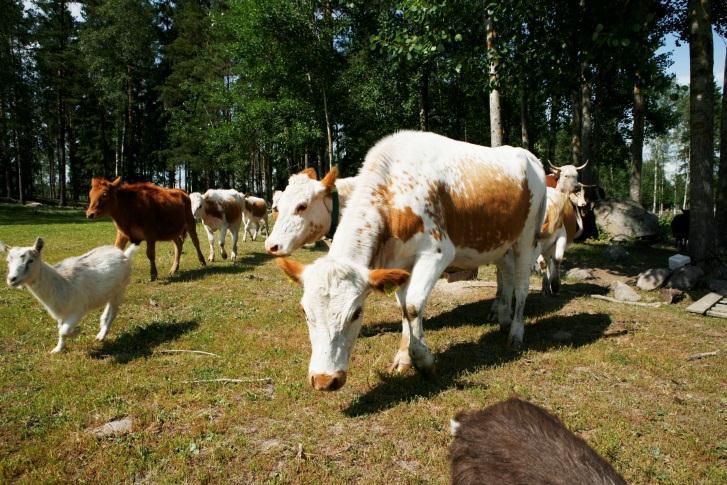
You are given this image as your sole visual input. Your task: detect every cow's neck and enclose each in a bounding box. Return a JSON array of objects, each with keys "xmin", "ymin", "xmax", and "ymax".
[{"xmin": 328, "ymin": 176, "xmax": 388, "ymax": 268}]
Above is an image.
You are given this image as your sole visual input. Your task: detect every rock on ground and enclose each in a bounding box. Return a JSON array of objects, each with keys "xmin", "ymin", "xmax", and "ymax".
[
  {"xmin": 612, "ymin": 281, "xmax": 641, "ymax": 302},
  {"xmin": 636, "ymin": 268, "xmax": 671, "ymax": 291},
  {"xmin": 659, "ymin": 288, "xmax": 685, "ymax": 304},
  {"xmin": 667, "ymin": 265, "xmax": 704, "ymax": 291},
  {"xmin": 708, "ymin": 279, "xmax": 727, "ymax": 296},
  {"xmin": 565, "ymin": 267, "xmax": 593, "ymax": 280},
  {"xmin": 604, "ymin": 245, "xmax": 630, "ymax": 262},
  {"xmin": 89, "ymin": 416, "xmax": 134, "ymax": 437},
  {"xmin": 594, "ymin": 199, "xmax": 660, "ymax": 242}
]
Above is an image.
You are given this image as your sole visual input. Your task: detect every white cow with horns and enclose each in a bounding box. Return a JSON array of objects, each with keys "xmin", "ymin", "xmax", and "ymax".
[{"xmin": 277, "ymin": 131, "xmax": 547, "ymax": 391}]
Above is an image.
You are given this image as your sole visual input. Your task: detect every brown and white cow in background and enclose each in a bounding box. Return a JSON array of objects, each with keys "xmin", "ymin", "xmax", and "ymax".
[
  {"xmin": 265, "ymin": 167, "xmax": 358, "ymax": 255},
  {"xmin": 277, "ymin": 131, "xmax": 546, "ymax": 391},
  {"xmin": 190, "ymin": 189, "xmax": 244, "ymax": 262},
  {"xmin": 241, "ymin": 195, "xmax": 270, "ymax": 242}
]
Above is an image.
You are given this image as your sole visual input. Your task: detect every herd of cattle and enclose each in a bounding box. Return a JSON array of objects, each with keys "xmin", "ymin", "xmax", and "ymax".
[{"xmin": 4, "ymin": 131, "xmax": 637, "ymax": 482}]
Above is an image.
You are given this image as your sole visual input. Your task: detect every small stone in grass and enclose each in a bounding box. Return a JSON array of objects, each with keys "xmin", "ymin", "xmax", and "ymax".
[
  {"xmin": 565, "ymin": 267, "xmax": 593, "ymax": 280},
  {"xmin": 612, "ymin": 281, "xmax": 641, "ymax": 302},
  {"xmin": 90, "ymin": 416, "xmax": 133, "ymax": 437}
]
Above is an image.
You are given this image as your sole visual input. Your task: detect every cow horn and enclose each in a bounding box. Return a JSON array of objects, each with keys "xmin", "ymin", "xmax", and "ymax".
[
  {"xmin": 579, "ymin": 183, "xmax": 596, "ymax": 188},
  {"xmin": 575, "ymin": 159, "xmax": 589, "ymax": 170},
  {"xmin": 547, "ymin": 160, "xmax": 560, "ymax": 173}
]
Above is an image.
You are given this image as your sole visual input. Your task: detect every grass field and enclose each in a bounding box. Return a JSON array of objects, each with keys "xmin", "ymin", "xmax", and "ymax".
[{"xmin": 0, "ymin": 203, "xmax": 724, "ymax": 483}]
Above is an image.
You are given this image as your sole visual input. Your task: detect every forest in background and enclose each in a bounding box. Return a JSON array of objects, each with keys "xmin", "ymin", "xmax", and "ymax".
[{"xmin": 1, "ymin": 0, "xmax": 726, "ymax": 259}]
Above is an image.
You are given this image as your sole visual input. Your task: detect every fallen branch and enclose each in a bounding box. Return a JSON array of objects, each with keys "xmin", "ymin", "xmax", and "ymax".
[
  {"xmin": 157, "ymin": 349, "xmax": 220, "ymax": 357},
  {"xmin": 183, "ymin": 377, "xmax": 272, "ymax": 384},
  {"xmin": 590, "ymin": 295, "xmax": 662, "ymax": 308},
  {"xmin": 686, "ymin": 351, "xmax": 719, "ymax": 362}
]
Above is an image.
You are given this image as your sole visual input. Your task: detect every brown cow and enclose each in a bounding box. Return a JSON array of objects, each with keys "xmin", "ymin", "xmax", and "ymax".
[{"xmin": 86, "ymin": 177, "xmax": 206, "ymax": 280}]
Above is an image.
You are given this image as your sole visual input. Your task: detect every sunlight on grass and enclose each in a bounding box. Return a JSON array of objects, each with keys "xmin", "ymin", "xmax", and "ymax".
[{"xmin": 0, "ymin": 204, "xmax": 724, "ymax": 482}]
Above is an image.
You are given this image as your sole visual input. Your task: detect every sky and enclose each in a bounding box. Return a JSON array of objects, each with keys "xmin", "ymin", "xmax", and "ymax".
[{"xmin": 658, "ymin": 30, "xmax": 726, "ymax": 87}]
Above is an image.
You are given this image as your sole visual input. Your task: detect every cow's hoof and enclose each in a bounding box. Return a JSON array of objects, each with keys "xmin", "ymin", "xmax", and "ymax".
[
  {"xmin": 199, "ymin": 260, "xmax": 206, "ymax": 266},
  {"xmin": 507, "ymin": 335, "xmax": 523, "ymax": 350},
  {"xmin": 207, "ymin": 256, "xmax": 214, "ymax": 263},
  {"xmin": 388, "ymin": 362, "xmax": 413, "ymax": 375},
  {"xmin": 50, "ymin": 346, "xmax": 63, "ymax": 354},
  {"xmin": 221, "ymin": 252, "xmax": 228, "ymax": 260},
  {"xmin": 150, "ymin": 274, "xmax": 158, "ymax": 282},
  {"xmin": 419, "ymin": 365, "xmax": 437, "ymax": 380}
]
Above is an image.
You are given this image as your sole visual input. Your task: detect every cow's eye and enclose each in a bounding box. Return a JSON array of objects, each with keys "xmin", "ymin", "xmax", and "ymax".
[
  {"xmin": 296, "ymin": 203, "xmax": 307, "ymax": 213},
  {"xmin": 351, "ymin": 307, "xmax": 362, "ymax": 320}
]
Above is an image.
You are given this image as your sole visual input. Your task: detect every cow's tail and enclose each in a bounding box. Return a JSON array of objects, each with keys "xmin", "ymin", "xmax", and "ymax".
[{"xmin": 124, "ymin": 244, "xmax": 141, "ymax": 259}]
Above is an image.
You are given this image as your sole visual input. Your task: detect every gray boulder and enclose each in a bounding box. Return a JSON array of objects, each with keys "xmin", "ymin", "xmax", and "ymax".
[
  {"xmin": 612, "ymin": 281, "xmax": 641, "ymax": 302},
  {"xmin": 594, "ymin": 199, "xmax": 660, "ymax": 242},
  {"xmin": 604, "ymin": 245, "xmax": 630, "ymax": 261},
  {"xmin": 636, "ymin": 268, "xmax": 671, "ymax": 291},
  {"xmin": 565, "ymin": 267, "xmax": 594, "ymax": 280},
  {"xmin": 667, "ymin": 265, "xmax": 704, "ymax": 291},
  {"xmin": 708, "ymin": 279, "xmax": 727, "ymax": 296}
]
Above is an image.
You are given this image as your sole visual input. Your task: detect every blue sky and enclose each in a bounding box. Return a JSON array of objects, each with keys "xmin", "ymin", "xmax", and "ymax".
[{"xmin": 659, "ymin": 30, "xmax": 726, "ymax": 87}]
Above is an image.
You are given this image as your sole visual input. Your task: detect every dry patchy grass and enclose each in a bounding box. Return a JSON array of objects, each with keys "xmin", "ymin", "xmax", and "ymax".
[{"xmin": 0, "ymin": 203, "xmax": 724, "ymax": 483}]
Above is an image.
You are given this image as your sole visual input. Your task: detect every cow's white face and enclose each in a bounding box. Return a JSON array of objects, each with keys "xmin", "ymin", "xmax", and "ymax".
[
  {"xmin": 190, "ymin": 192, "xmax": 204, "ymax": 220},
  {"xmin": 555, "ymin": 166, "xmax": 580, "ymax": 194},
  {"xmin": 3, "ymin": 238, "xmax": 43, "ymax": 288},
  {"xmin": 569, "ymin": 188, "xmax": 587, "ymax": 209},
  {"xmin": 277, "ymin": 257, "xmax": 409, "ymax": 391},
  {"xmin": 265, "ymin": 169, "xmax": 338, "ymax": 256}
]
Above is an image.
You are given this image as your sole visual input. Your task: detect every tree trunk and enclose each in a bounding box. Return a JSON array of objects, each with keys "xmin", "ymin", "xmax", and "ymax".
[
  {"xmin": 682, "ymin": 161, "xmax": 689, "ymax": 210},
  {"xmin": 570, "ymin": 90, "xmax": 582, "ymax": 164},
  {"xmin": 687, "ymin": 0, "xmax": 716, "ymax": 262},
  {"xmin": 520, "ymin": 80, "xmax": 530, "ymax": 150},
  {"xmin": 419, "ymin": 67, "xmax": 430, "ymax": 131},
  {"xmin": 716, "ymin": 48, "xmax": 727, "ymax": 247},
  {"xmin": 322, "ymin": 88, "xmax": 333, "ymax": 172},
  {"xmin": 653, "ymin": 155, "xmax": 658, "ymax": 213},
  {"xmin": 547, "ymin": 94, "xmax": 559, "ymax": 163},
  {"xmin": 580, "ymin": 62, "xmax": 593, "ymax": 183},
  {"xmin": 630, "ymin": 81, "xmax": 645, "ymax": 205},
  {"xmin": 486, "ymin": 15, "xmax": 502, "ymax": 147}
]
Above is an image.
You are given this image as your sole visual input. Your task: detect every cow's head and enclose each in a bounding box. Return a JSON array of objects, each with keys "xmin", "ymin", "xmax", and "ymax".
[
  {"xmin": 277, "ymin": 256, "xmax": 409, "ymax": 391},
  {"xmin": 271, "ymin": 190, "xmax": 283, "ymax": 221},
  {"xmin": 86, "ymin": 176, "xmax": 122, "ymax": 219},
  {"xmin": 189, "ymin": 192, "xmax": 205, "ymax": 220},
  {"xmin": 265, "ymin": 167, "xmax": 338, "ymax": 256},
  {"xmin": 547, "ymin": 160, "xmax": 587, "ymax": 194},
  {"xmin": 2, "ymin": 237, "xmax": 44, "ymax": 287}
]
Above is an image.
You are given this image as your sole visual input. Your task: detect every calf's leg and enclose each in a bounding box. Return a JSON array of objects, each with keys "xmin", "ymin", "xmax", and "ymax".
[
  {"xmin": 52, "ymin": 314, "xmax": 82, "ymax": 353},
  {"xmin": 114, "ymin": 231, "xmax": 129, "ymax": 249},
  {"xmin": 96, "ymin": 294, "xmax": 122, "ymax": 341},
  {"xmin": 186, "ymin": 217, "xmax": 207, "ymax": 266},
  {"xmin": 230, "ymin": 222, "xmax": 240, "ymax": 260},
  {"xmin": 219, "ymin": 222, "xmax": 229, "ymax": 259},
  {"xmin": 204, "ymin": 225, "xmax": 216, "ymax": 262},
  {"xmin": 169, "ymin": 237, "xmax": 183, "ymax": 275}
]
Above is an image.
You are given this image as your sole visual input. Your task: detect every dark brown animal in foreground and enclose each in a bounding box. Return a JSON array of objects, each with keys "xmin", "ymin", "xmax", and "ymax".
[
  {"xmin": 450, "ymin": 398, "xmax": 626, "ymax": 485},
  {"xmin": 86, "ymin": 177, "xmax": 206, "ymax": 280}
]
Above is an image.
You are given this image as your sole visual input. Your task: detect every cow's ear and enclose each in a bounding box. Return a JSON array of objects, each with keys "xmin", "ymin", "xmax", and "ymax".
[
  {"xmin": 91, "ymin": 177, "xmax": 106, "ymax": 187},
  {"xmin": 276, "ymin": 258, "xmax": 305, "ymax": 284},
  {"xmin": 369, "ymin": 268, "xmax": 409, "ymax": 293},
  {"xmin": 110, "ymin": 176, "xmax": 122, "ymax": 187},
  {"xmin": 34, "ymin": 237, "xmax": 44, "ymax": 253},
  {"xmin": 0, "ymin": 241, "xmax": 10, "ymax": 253},
  {"xmin": 299, "ymin": 167, "xmax": 318, "ymax": 180},
  {"xmin": 321, "ymin": 166, "xmax": 338, "ymax": 193}
]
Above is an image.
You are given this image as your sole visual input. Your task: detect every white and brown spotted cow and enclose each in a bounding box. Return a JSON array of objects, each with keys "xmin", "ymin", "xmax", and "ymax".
[
  {"xmin": 190, "ymin": 189, "xmax": 244, "ymax": 261},
  {"xmin": 277, "ymin": 131, "xmax": 547, "ymax": 391},
  {"xmin": 265, "ymin": 167, "xmax": 358, "ymax": 255},
  {"xmin": 242, "ymin": 195, "xmax": 269, "ymax": 241},
  {"xmin": 537, "ymin": 187, "xmax": 586, "ymax": 294}
]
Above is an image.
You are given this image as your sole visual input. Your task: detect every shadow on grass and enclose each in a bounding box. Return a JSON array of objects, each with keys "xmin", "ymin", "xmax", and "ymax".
[
  {"xmin": 0, "ymin": 204, "xmax": 88, "ymax": 226},
  {"xmin": 361, "ymin": 281, "xmax": 608, "ymax": 337},
  {"xmin": 163, "ymin": 250, "xmax": 272, "ymax": 283},
  {"xmin": 345, "ymin": 312, "xmax": 612, "ymax": 417},
  {"xmin": 89, "ymin": 319, "xmax": 199, "ymax": 363}
]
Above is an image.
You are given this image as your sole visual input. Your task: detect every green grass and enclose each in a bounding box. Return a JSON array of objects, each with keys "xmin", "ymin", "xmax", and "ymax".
[{"xmin": 0, "ymin": 203, "xmax": 725, "ymax": 483}]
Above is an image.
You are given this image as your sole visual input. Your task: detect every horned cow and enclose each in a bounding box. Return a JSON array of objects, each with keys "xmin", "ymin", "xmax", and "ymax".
[{"xmin": 277, "ymin": 131, "xmax": 546, "ymax": 391}]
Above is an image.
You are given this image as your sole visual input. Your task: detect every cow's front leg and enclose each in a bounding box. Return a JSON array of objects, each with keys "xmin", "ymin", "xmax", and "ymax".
[
  {"xmin": 219, "ymin": 223, "xmax": 228, "ymax": 259},
  {"xmin": 390, "ymin": 245, "xmax": 454, "ymax": 377},
  {"xmin": 495, "ymin": 255, "xmax": 515, "ymax": 332},
  {"xmin": 204, "ymin": 225, "xmax": 216, "ymax": 262},
  {"xmin": 146, "ymin": 240, "xmax": 158, "ymax": 281},
  {"xmin": 242, "ymin": 216, "xmax": 250, "ymax": 242}
]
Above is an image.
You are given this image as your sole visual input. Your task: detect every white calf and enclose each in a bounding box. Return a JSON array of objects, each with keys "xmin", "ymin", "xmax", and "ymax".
[
  {"xmin": 2, "ymin": 238, "xmax": 139, "ymax": 353},
  {"xmin": 190, "ymin": 189, "xmax": 244, "ymax": 261}
]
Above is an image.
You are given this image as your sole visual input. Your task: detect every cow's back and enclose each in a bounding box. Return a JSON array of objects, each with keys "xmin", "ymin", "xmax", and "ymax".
[
  {"xmin": 363, "ymin": 131, "xmax": 545, "ymax": 258},
  {"xmin": 115, "ymin": 184, "xmax": 191, "ymax": 241}
]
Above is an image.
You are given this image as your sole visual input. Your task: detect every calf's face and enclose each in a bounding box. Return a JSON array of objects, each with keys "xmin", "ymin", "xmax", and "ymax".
[
  {"xmin": 86, "ymin": 176, "xmax": 121, "ymax": 219},
  {"xmin": 277, "ymin": 257, "xmax": 408, "ymax": 391},
  {"xmin": 189, "ymin": 192, "xmax": 205, "ymax": 220},
  {"xmin": 265, "ymin": 168, "xmax": 338, "ymax": 256}
]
